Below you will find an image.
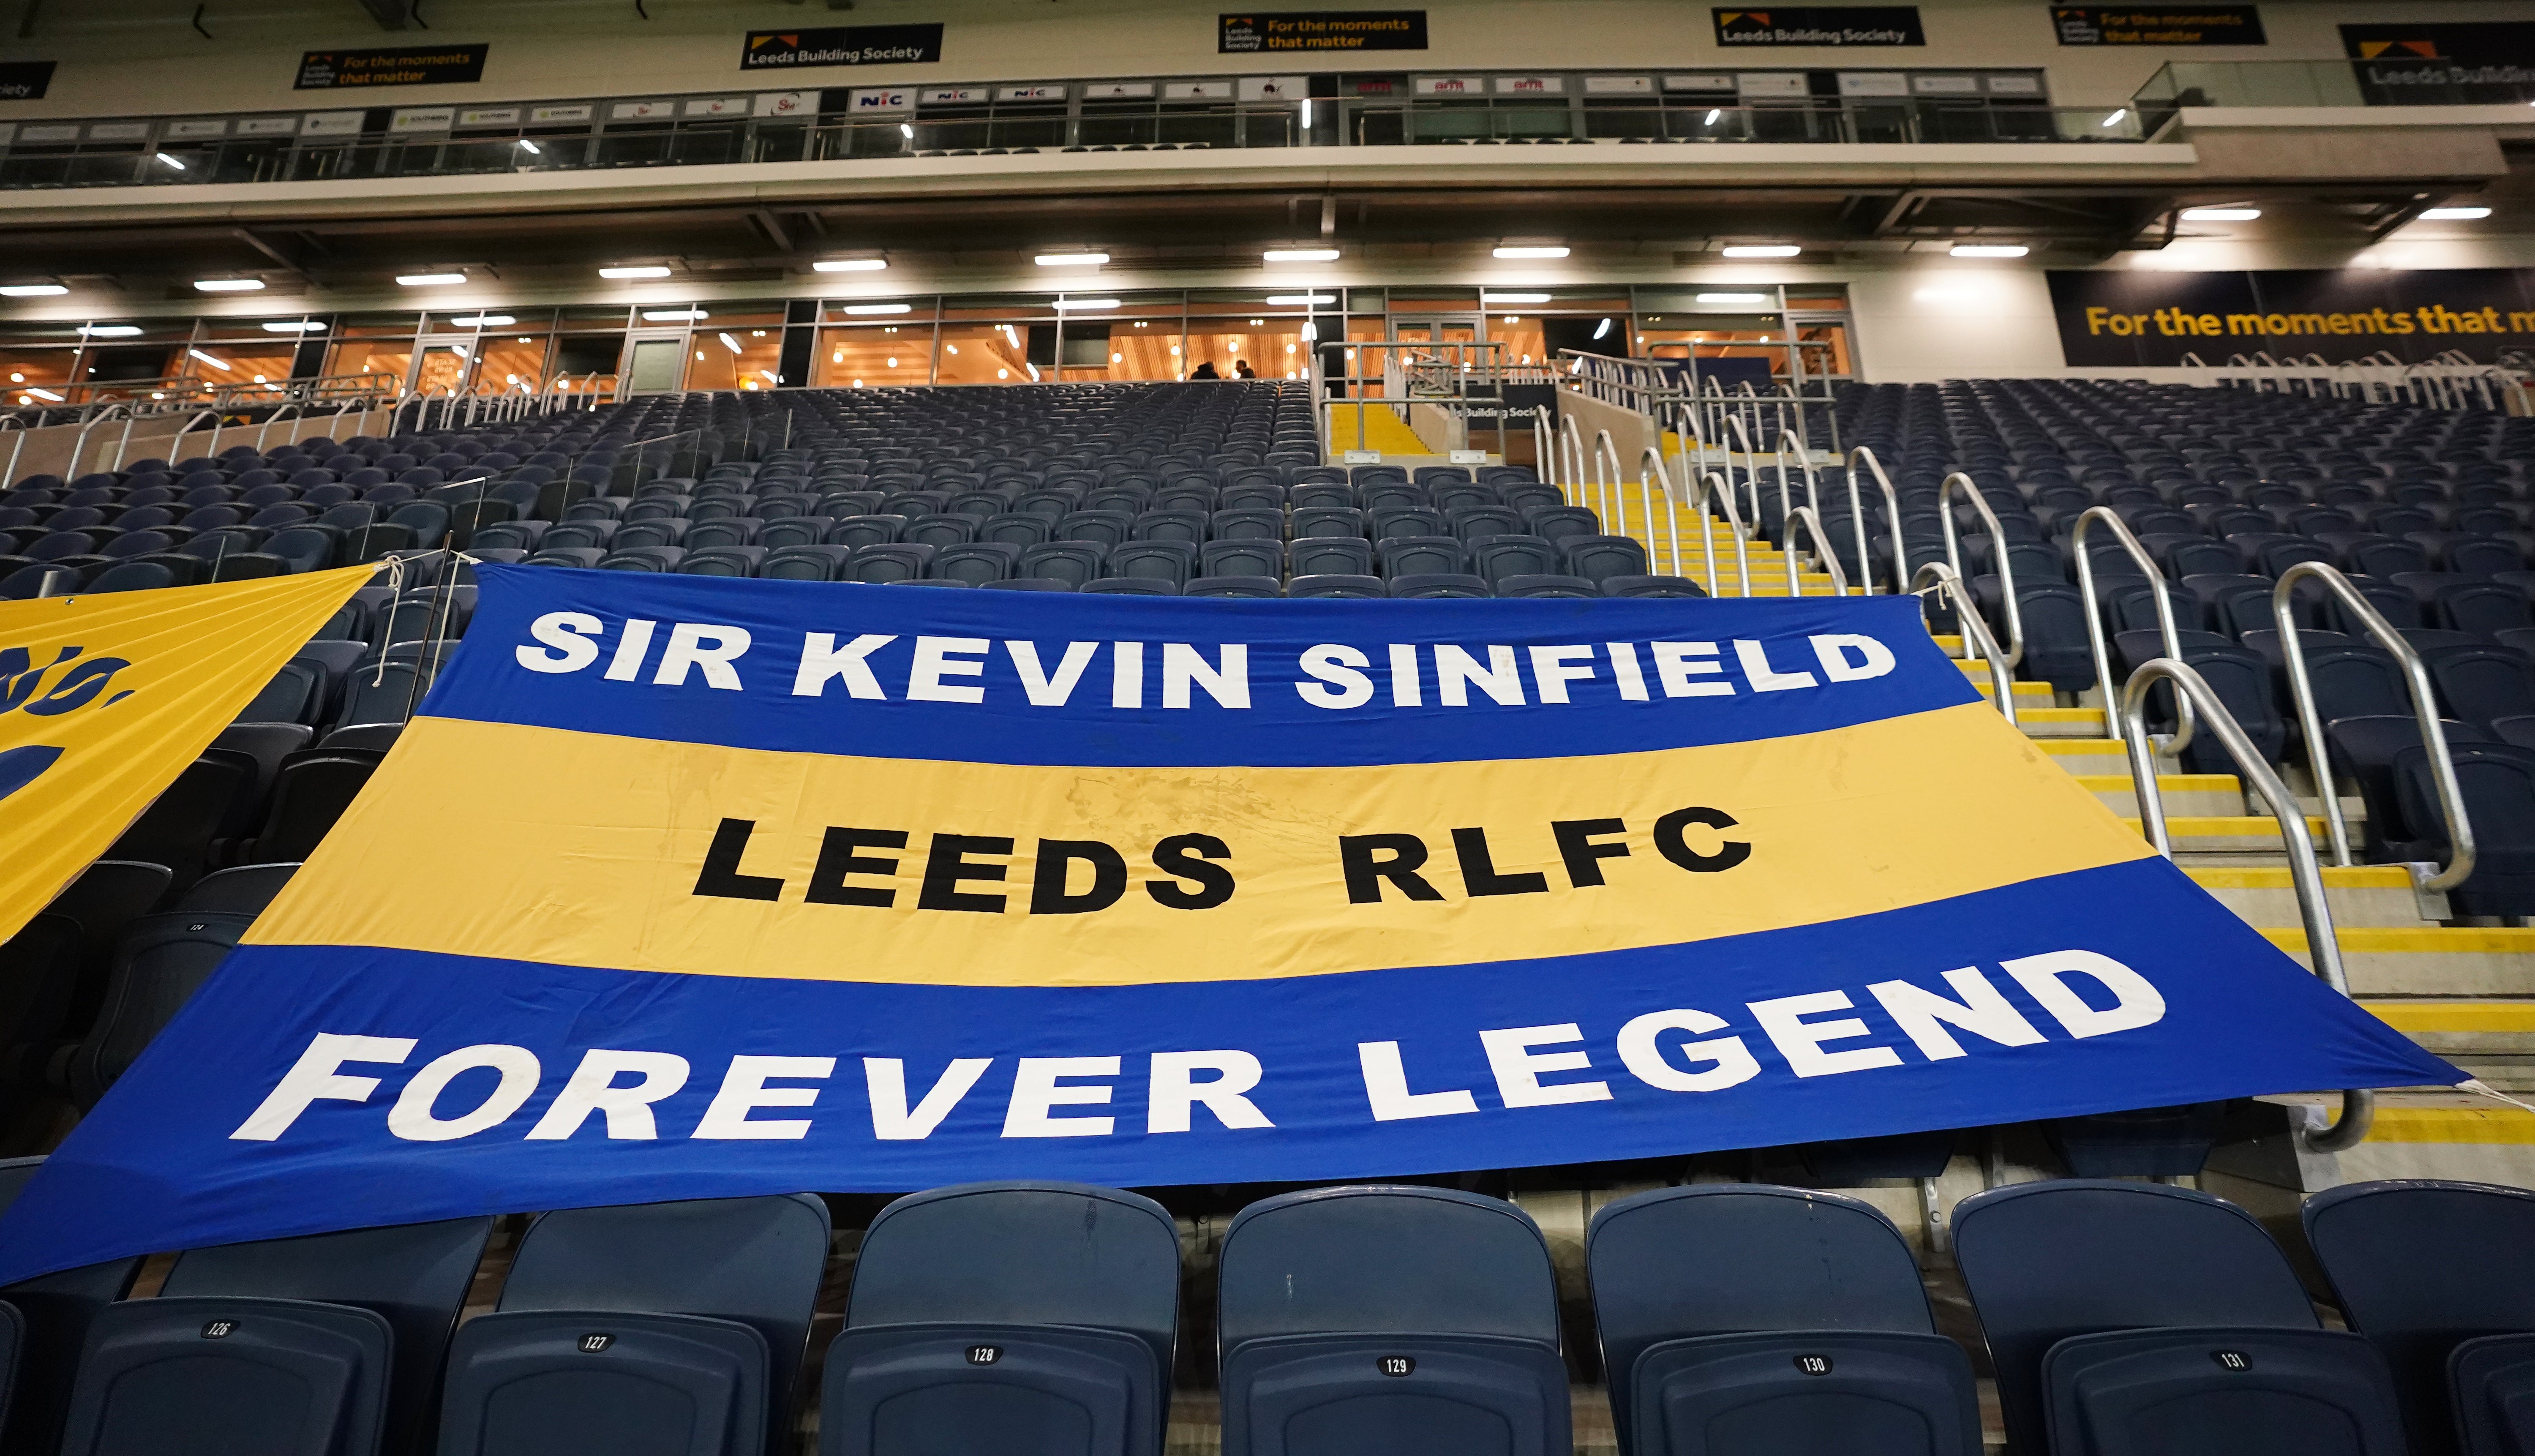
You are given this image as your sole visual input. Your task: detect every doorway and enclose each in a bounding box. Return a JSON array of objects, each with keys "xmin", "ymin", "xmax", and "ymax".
[{"xmin": 621, "ymin": 334, "xmax": 689, "ymax": 394}]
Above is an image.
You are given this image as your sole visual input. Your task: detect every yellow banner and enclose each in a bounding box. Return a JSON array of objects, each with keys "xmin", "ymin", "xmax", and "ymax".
[{"xmin": 0, "ymin": 568, "xmax": 374, "ymax": 941}]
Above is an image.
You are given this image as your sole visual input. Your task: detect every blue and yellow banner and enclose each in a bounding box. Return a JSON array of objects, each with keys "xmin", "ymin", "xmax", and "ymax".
[
  {"xmin": 0, "ymin": 565, "xmax": 2456, "ymax": 1277},
  {"xmin": 0, "ymin": 567, "xmax": 373, "ymax": 946}
]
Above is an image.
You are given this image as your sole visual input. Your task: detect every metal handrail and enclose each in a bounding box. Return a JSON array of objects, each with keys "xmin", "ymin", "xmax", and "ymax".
[
  {"xmin": 1592, "ymin": 428, "xmax": 1625, "ymax": 535},
  {"xmin": 1936, "ymin": 472, "xmax": 2025, "ymax": 670},
  {"xmin": 0, "ymin": 415, "xmax": 25, "ymax": 489},
  {"xmin": 1914, "ymin": 562, "xmax": 2016, "ymax": 726},
  {"xmin": 1557, "ymin": 412, "xmax": 1589, "ymax": 509},
  {"xmin": 65, "ymin": 404, "xmax": 132, "ymax": 481},
  {"xmin": 1692, "ymin": 469, "xmax": 1754, "ymax": 597},
  {"xmin": 2272, "ymin": 561, "xmax": 2475, "ymax": 891},
  {"xmin": 1637, "ymin": 446, "xmax": 1683, "ymax": 582},
  {"xmin": 1722, "ymin": 412, "xmax": 1764, "ymax": 535},
  {"xmin": 2071, "ymin": 506, "xmax": 2197, "ymax": 754},
  {"xmin": 254, "ymin": 401, "xmax": 305, "ymax": 453},
  {"xmin": 2118, "ymin": 657, "xmax": 2373, "ymax": 1153},
  {"xmin": 1846, "ymin": 445, "xmax": 1905, "ymax": 596},
  {"xmin": 1784, "ymin": 506, "xmax": 1849, "ymax": 597}
]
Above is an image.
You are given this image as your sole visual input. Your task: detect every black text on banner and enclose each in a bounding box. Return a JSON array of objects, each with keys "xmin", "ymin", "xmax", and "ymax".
[
  {"xmin": 1218, "ymin": 11, "xmax": 1429, "ymax": 52},
  {"xmin": 741, "ymin": 24, "xmax": 946, "ymax": 70},
  {"xmin": 1711, "ymin": 6, "xmax": 1924, "ymax": 46},
  {"xmin": 295, "ymin": 44, "xmax": 488, "ymax": 90},
  {"xmin": 0, "ymin": 61, "xmax": 55, "ymax": 101},
  {"xmin": 2052, "ymin": 5, "xmax": 2264, "ymax": 46},
  {"xmin": 2047, "ymin": 268, "xmax": 2535, "ymax": 368}
]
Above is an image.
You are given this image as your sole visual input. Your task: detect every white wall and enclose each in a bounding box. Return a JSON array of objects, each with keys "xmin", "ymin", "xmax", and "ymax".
[{"xmin": 0, "ymin": 0, "xmax": 2524, "ymax": 121}]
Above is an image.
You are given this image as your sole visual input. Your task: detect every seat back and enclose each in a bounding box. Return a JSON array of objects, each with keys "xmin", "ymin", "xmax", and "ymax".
[
  {"xmin": 0, "ymin": 1158, "xmax": 145, "ymax": 1456},
  {"xmin": 2428, "ymin": 646, "xmax": 2535, "ymax": 731},
  {"xmin": 1218, "ymin": 1186, "xmax": 1558, "ymax": 1355},
  {"xmin": 1953, "ymin": 1180, "xmax": 2320, "ymax": 1456},
  {"xmin": 68, "ymin": 911, "xmax": 257, "ymax": 1106},
  {"xmin": 2306, "ymin": 1180, "xmax": 2535, "ymax": 1456}
]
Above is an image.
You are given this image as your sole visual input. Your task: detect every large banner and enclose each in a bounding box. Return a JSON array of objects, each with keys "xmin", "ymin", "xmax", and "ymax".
[
  {"xmin": 2341, "ymin": 21, "xmax": 2535, "ymax": 106},
  {"xmin": 0, "ymin": 568, "xmax": 2453, "ymax": 1279},
  {"xmin": 0, "ymin": 568, "xmax": 373, "ymax": 946},
  {"xmin": 2050, "ymin": 267, "xmax": 2535, "ymax": 368}
]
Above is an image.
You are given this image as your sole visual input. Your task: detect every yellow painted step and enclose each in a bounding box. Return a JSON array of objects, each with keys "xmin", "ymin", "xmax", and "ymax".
[
  {"xmin": 2123, "ymin": 814, "xmax": 2322, "ymax": 837},
  {"xmin": 2262, "ymin": 927, "xmax": 2535, "ymax": 955},
  {"xmin": 2363, "ymin": 1106, "xmax": 2535, "ymax": 1145},
  {"xmin": 2078, "ymin": 774, "xmax": 2239, "ymax": 796},
  {"xmin": 1324, "ymin": 404, "xmax": 1429, "ymax": 455},
  {"xmin": 1971, "ymin": 679, "xmax": 2058, "ymax": 703},
  {"xmin": 2189, "ymin": 866, "xmax": 2412, "ymax": 892}
]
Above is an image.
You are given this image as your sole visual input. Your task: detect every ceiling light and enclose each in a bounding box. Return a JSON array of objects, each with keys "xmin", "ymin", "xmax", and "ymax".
[
  {"xmin": 600, "ymin": 265, "xmax": 673, "ymax": 279},
  {"xmin": 1055, "ymin": 298, "xmax": 1120, "ymax": 310},
  {"xmin": 261, "ymin": 320, "xmax": 327, "ymax": 332},
  {"xmin": 396, "ymin": 273, "xmax": 467, "ymax": 286},
  {"xmin": 515, "ymin": 138, "xmax": 541, "ymax": 155},
  {"xmin": 814, "ymin": 258, "xmax": 889, "ymax": 273},
  {"xmin": 1722, "ymin": 245, "xmax": 1802, "ymax": 258},
  {"xmin": 449, "ymin": 314, "xmax": 515, "ymax": 327},
  {"xmin": 26, "ymin": 388, "xmax": 61, "ymax": 401},
  {"xmin": 1265, "ymin": 293, "xmax": 1338, "ymax": 305},
  {"xmin": 2421, "ymin": 206, "xmax": 2492, "ymax": 220},
  {"xmin": 1696, "ymin": 292, "xmax": 1769, "ymax": 303},
  {"xmin": 842, "ymin": 303, "xmax": 912, "ymax": 315},
  {"xmin": 643, "ymin": 308, "xmax": 708, "ymax": 321},
  {"xmin": 0, "ymin": 284, "xmax": 67, "ymax": 297},
  {"xmin": 2180, "ymin": 207, "xmax": 2260, "ymax": 221},
  {"xmin": 79, "ymin": 324, "xmax": 141, "ymax": 336},
  {"xmin": 1486, "ymin": 292, "xmax": 1551, "ymax": 304},
  {"xmin": 1950, "ymin": 244, "xmax": 2030, "ymax": 257},
  {"xmin": 718, "ymin": 332, "xmax": 744, "ymax": 354},
  {"xmin": 1593, "ymin": 318, "xmax": 1613, "ymax": 339},
  {"xmin": 188, "ymin": 349, "xmax": 232, "ymax": 369},
  {"xmin": 1035, "ymin": 252, "xmax": 1109, "ymax": 267},
  {"xmin": 155, "ymin": 152, "xmax": 186, "ymax": 171},
  {"xmin": 900, "ymin": 123, "xmax": 914, "ymax": 139},
  {"xmin": 2101, "ymin": 108, "xmax": 2128, "ymax": 128},
  {"xmin": 1492, "ymin": 245, "xmax": 1568, "ymax": 259},
  {"xmin": 1263, "ymin": 248, "xmax": 1341, "ymax": 262},
  {"xmin": 761, "ymin": 369, "xmax": 780, "ymax": 384},
  {"xmin": 193, "ymin": 278, "xmax": 265, "ymax": 292},
  {"xmin": 1704, "ymin": 108, "xmax": 1722, "ymax": 124}
]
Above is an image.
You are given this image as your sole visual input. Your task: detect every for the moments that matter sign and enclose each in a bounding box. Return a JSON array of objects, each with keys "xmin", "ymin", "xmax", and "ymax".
[
  {"xmin": 0, "ymin": 568, "xmax": 2456, "ymax": 1284},
  {"xmin": 741, "ymin": 25, "xmax": 946, "ymax": 71},
  {"xmin": 295, "ymin": 44, "xmax": 488, "ymax": 90},
  {"xmin": 1218, "ymin": 11, "xmax": 1429, "ymax": 52},
  {"xmin": 1712, "ymin": 6, "xmax": 1924, "ymax": 46},
  {"xmin": 2048, "ymin": 267, "xmax": 2535, "ymax": 368},
  {"xmin": 2052, "ymin": 5, "xmax": 2265, "ymax": 47}
]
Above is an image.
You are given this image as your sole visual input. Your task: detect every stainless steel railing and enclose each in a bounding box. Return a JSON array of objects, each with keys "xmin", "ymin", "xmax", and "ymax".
[
  {"xmin": 1914, "ymin": 561, "xmax": 2017, "ymax": 726},
  {"xmin": 1692, "ymin": 469, "xmax": 1754, "ymax": 597},
  {"xmin": 1936, "ymin": 472, "xmax": 2024, "ymax": 670},
  {"xmin": 1847, "ymin": 445, "xmax": 1905, "ymax": 596},
  {"xmin": 1636, "ymin": 446, "xmax": 1685, "ymax": 582},
  {"xmin": 1785, "ymin": 506, "xmax": 1848, "ymax": 597},
  {"xmin": 2118, "ymin": 656, "xmax": 2373, "ymax": 1153},
  {"xmin": 2071, "ymin": 506, "xmax": 2197, "ymax": 754}
]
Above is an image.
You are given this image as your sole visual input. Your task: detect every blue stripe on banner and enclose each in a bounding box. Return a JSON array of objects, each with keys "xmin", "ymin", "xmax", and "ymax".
[
  {"xmin": 413, "ymin": 565, "xmax": 1981, "ymax": 767},
  {"xmin": 0, "ymin": 856, "xmax": 2453, "ymax": 1281}
]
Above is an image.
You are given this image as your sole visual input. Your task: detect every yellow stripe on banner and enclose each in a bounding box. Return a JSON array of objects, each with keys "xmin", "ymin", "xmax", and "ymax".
[
  {"xmin": 250, "ymin": 701, "xmax": 2159, "ymax": 987},
  {"xmin": 0, "ymin": 567, "xmax": 373, "ymax": 943}
]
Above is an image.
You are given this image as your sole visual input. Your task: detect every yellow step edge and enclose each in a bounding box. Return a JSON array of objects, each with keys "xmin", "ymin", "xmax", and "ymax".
[
  {"xmin": 2020, "ymin": 707, "xmax": 2107, "ymax": 724},
  {"xmin": 2363, "ymin": 1107, "xmax": 2535, "ymax": 1145},
  {"xmin": 2124, "ymin": 815, "xmax": 2325, "ymax": 837},
  {"xmin": 2261, "ymin": 927, "xmax": 2535, "ymax": 953},
  {"xmin": 2076, "ymin": 774, "xmax": 2241, "ymax": 793},
  {"xmin": 2188, "ymin": 865, "xmax": 2413, "ymax": 889},
  {"xmin": 2363, "ymin": 1001, "xmax": 2535, "ymax": 1033}
]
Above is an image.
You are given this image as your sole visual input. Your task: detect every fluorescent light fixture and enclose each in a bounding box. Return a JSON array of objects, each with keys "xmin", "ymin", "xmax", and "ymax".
[
  {"xmin": 1055, "ymin": 297, "xmax": 1121, "ymax": 309},
  {"xmin": 813, "ymin": 258, "xmax": 888, "ymax": 273},
  {"xmin": 516, "ymin": 138, "xmax": 542, "ymax": 155},
  {"xmin": 1263, "ymin": 248, "xmax": 1341, "ymax": 262},
  {"xmin": 1705, "ymin": 108, "xmax": 1722, "ymax": 124},
  {"xmin": 79, "ymin": 324, "xmax": 141, "ymax": 336},
  {"xmin": 1486, "ymin": 292, "xmax": 1552, "ymax": 304},
  {"xmin": 642, "ymin": 308, "xmax": 708, "ymax": 321},
  {"xmin": 2101, "ymin": 107, "xmax": 2127, "ymax": 128},
  {"xmin": 842, "ymin": 303, "xmax": 913, "ymax": 316},
  {"xmin": 761, "ymin": 369, "xmax": 780, "ymax": 384},
  {"xmin": 0, "ymin": 284, "xmax": 67, "ymax": 297},
  {"xmin": 1025, "ymin": 362, "xmax": 1041, "ymax": 381},
  {"xmin": 448, "ymin": 314, "xmax": 514, "ymax": 327},
  {"xmin": 1302, "ymin": 97, "xmax": 1313, "ymax": 128},
  {"xmin": 1035, "ymin": 252, "xmax": 1109, "ymax": 267},
  {"xmin": 1492, "ymin": 245, "xmax": 1568, "ymax": 259},
  {"xmin": 193, "ymin": 278, "xmax": 265, "ymax": 292},
  {"xmin": 1001, "ymin": 324, "xmax": 1022, "ymax": 348},
  {"xmin": 1695, "ymin": 292, "xmax": 1769, "ymax": 303},
  {"xmin": 2180, "ymin": 206, "xmax": 2260, "ymax": 221},
  {"xmin": 1301, "ymin": 321, "xmax": 1319, "ymax": 341},
  {"xmin": 2421, "ymin": 206, "xmax": 2492, "ymax": 220},
  {"xmin": 1722, "ymin": 244, "xmax": 1802, "ymax": 258},
  {"xmin": 1593, "ymin": 317, "xmax": 1613, "ymax": 340},
  {"xmin": 1950, "ymin": 244, "xmax": 2030, "ymax": 257},
  {"xmin": 155, "ymin": 151, "xmax": 187, "ymax": 170},
  {"xmin": 27, "ymin": 387, "xmax": 61, "ymax": 401},
  {"xmin": 900, "ymin": 123, "xmax": 914, "ymax": 139},
  {"xmin": 719, "ymin": 332, "xmax": 744, "ymax": 354},
  {"xmin": 396, "ymin": 272, "xmax": 467, "ymax": 286},
  {"xmin": 188, "ymin": 349, "xmax": 232, "ymax": 369},
  {"xmin": 1264, "ymin": 293, "xmax": 1338, "ymax": 305},
  {"xmin": 600, "ymin": 265, "xmax": 673, "ymax": 279},
  {"xmin": 260, "ymin": 320, "xmax": 327, "ymax": 332}
]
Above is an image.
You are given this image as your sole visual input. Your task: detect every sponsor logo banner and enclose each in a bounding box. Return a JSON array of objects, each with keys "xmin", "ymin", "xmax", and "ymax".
[
  {"xmin": 296, "ymin": 45, "xmax": 489, "ymax": 90},
  {"xmin": 2049, "ymin": 267, "xmax": 2535, "ymax": 368},
  {"xmin": 1219, "ymin": 11, "xmax": 1428, "ymax": 52},
  {"xmin": 0, "ymin": 60, "xmax": 55, "ymax": 101},
  {"xmin": 0, "ymin": 568, "xmax": 2453, "ymax": 1281},
  {"xmin": 1712, "ymin": 7, "xmax": 1924, "ymax": 46},
  {"xmin": 2341, "ymin": 21, "xmax": 2535, "ymax": 105},
  {"xmin": 741, "ymin": 24, "xmax": 945, "ymax": 71},
  {"xmin": 2053, "ymin": 5, "xmax": 2265, "ymax": 46}
]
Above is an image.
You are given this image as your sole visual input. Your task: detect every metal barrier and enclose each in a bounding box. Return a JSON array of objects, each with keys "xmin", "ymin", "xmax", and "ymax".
[
  {"xmin": 1935, "ymin": 471, "xmax": 2024, "ymax": 670},
  {"xmin": 1913, "ymin": 562, "xmax": 2016, "ymax": 726},
  {"xmin": 2118, "ymin": 657, "xmax": 2373, "ymax": 1153},
  {"xmin": 2271, "ymin": 561, "xmax": 2475, "ymax": 908},
  {"xmin": 1691, "ymin": 469, "xmax": 1755, "ymax": 597},
  {"xmin": 1845, "ymin": 445, "xmax": 1905, "ymax": 596},
  {"xmin": 1633, "ymin": 446, "xmax": 1685, "ymax": 581},
  {"xmin": 2070, "ymin": 506, "xmax": 2196, "ymax": 754},
  {"xmin": 1784, "ymin": 506, "xmax": 1849, "ymax": 597}
]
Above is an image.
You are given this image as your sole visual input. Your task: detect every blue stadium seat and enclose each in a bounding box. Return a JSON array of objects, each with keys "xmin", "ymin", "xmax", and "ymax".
[
  {"xmin": 438, "ymin": 1195, "xmax": 829, "ymax": 1456},
  {"xmin": 1954, "ymin": 1180, "xmax": 2408, "ymax": 1456},
  {"xmin": 1588, "ymin": 1185, "xmax": 1979, "ymax": 1456},
  {"xmin": 1185, "ymin": 575, "xmax": 1284, "ymax": 598},
  {"xmin": 1390, "ymin": 573, "xmax": 1493, "ymax": 598},
  {"xmin": 1284, "ymin": 574, "xmax": 1385, "ymax": 599},
  {"xmin": 1217, "ymin": 1186, "xmax": 1570, "ymax": 1456},
  {"xmin": 0, "ymin": 1157, "xmax": 144, "ymax": 1456},
  {"xmin": 821, "ymin": 1183, "xmax": 1178, "ymax": 1456},
  {"xmin": 1289, "ymin": 537, "xmax": 1374, "ymax": 578}
]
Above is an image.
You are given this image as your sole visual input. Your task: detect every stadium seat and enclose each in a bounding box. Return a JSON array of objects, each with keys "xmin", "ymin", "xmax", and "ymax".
[
  {"xmin": 1954, "ymin": 1179, "xmax": 2408, "ymax": 1456},
  {"xmin": 821, "ymin": 1183, "xmax": 1179, "ymax": 1456},
  {"xmin": 1588, "ymin": 1185, "xmax": 1980, "ymax": 1456},
  {"xmin": 1185, "ymin": 575, "xmax": 1284, "ymax": 598},
  {"xmin": 1217, "ymin": 1186, "xmax": 1570, "ymax": 1456},
  {"xmin": 437, "ymin": 1195, "xmax": 829, "ymax": 1456},
  {"xmin": 0, "ymin": 1157, "xmax": 145, "ymax": 1456}
]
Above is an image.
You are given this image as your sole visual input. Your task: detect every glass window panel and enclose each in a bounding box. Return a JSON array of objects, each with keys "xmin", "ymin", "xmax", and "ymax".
[
  {"xmin": 330, "ymin": 339, "xmax": 412, "ymax": 387},
  {"xmin": 338, "ymin": 314, "xmax": 423, "ymax": 338},
  {"xmin": 935, "ymin": 322, "xmax": 1033, "ymax": 384},
  {"xmin": 413, "ymin": 343, "xmax": 472, "ymax": 394},
  {"xmin": 818, "ymin": 325, "xmax": 932, "ymax": 387},
  {"xmin": 686, "ymin": 326, "xmax": 785, "ymax": 392},
  {"xmin": 1486, "ymin": 316, "xmax": 1547, "ymax": 368},
  {"xmin": 1184, "ymin": 319, "xmax": 1304, "ymax": 382},
  {"xmin": 181, "ymin": 342, "xmax": 299, "ymax": 387},
  {"xmin": 1, "ymin": 349, "xmax": 79, "ymax": 395},
  {"xmin": 474, "ymin": 334, "xmax": 552, "ymax": 392},
  {"xmin": 559, "ymin": 306, "xmax": 632, "ymax": 332}
]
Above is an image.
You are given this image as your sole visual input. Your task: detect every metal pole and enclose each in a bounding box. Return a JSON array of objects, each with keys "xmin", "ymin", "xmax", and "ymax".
[{"xmin": 2071, "ymin": 507, "xmax": 2195, "ymax": 754}]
